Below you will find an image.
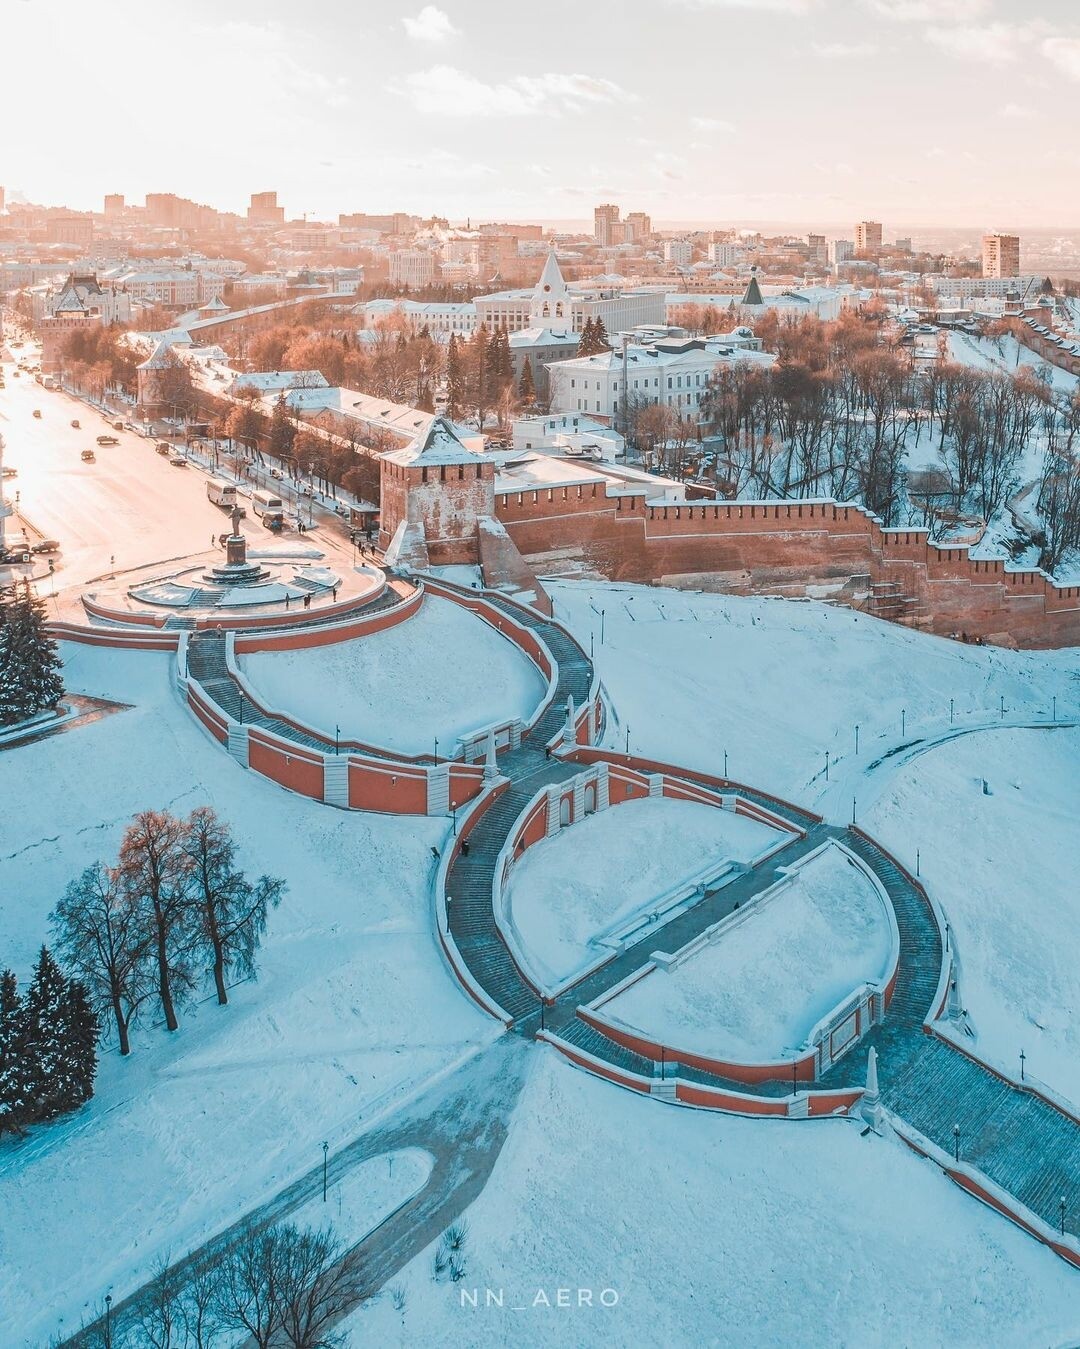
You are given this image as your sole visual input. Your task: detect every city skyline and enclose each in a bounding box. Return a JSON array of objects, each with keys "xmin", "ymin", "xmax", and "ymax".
[{"xmin": 5, "ymin": 0, "xmax": 1080, "ymax": 227}]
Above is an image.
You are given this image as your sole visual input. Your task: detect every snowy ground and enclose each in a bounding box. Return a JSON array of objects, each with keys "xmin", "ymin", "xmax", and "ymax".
[
  {"xmin": 865, "ymin": 726, "xmax": 1080, "ymax": 1107},
  {"xmin": 503, "ymin": 798, "xmax": 779, "ymax": 987},
  {"xmin": 242, "ymin": 595, "xmax": 546, "ymax": 753},
  {"xmin": 348, "ymin": 1053, "xmax": 1080, "ymax": 1348},
  {"xmin": 946, "ymin": 329, "xmax": 1080, "ymax": 397},
  {"xmin": 605, "ymin": 843, "xmax": 893, "ymax": 1061},
  {"xmin": 0, "ymin": 643, "xmax": 493, "ymax": 1346},
  {"xmin": 287, "ymin": 1147, "xmax": 431, "ymax": 1246},
  {"xmin": 547, "ymin": 581, "xmax": 1079, "ymax": 811}
]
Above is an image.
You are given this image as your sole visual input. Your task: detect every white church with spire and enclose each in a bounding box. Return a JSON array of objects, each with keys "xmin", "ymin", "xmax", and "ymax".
[{"xmin": 474, "ymin": 248, "xmax": 666, "ymax": 336}]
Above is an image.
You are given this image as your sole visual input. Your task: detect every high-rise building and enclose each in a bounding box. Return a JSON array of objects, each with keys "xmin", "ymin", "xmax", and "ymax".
[
  {"xmin": 248, "ymin": 191, "xmax": 285, "ymax": 225},
  {"xmin": 103, "ymin": 194, "xmax": 125, "ymax": 218},
  {"xmin": 663, "ymin": 239, "xmax": 693, "ymax": 265},
  {"xmin": 389, "ymin": 249, "xmax": 436, "ymax": 289},
  {"xmin": 594, "ymin": 203, "xmax": 620, "ymax": 246},
  {"xmin": 807, "ymin": 233, "xmax": 827, "ymax": 265},
  {"xmin": 829, "ymin": 239, "xmax": 854, "ymax": 265},
  {"xmin": 894, "ymin": 237, "xmax": 912, "ymax": 254},
  {"xmin": 854, "ymin": 221, "xmax": 883, "ymax": 253},
  {"xmin": 624, "ymin": 211, "xmax": 652, "ymax": 243},
  {"xmin": 982, "ymin": 233, "xmax": 1021, "ymax": 278}
]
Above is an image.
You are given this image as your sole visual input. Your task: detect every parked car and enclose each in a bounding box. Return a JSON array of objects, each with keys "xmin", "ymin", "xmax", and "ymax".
[
  {"xmin": 70, "ymin": 419, "xmax": 80, "ymax": 429},
  {"xmin": 81, "ymin": 449, "xmax": 95, "ymax": 462},
  {"xmin": 96, "ymin": 435, "xmax": 119, "ymax": 446},
  {"xmin": 299, "ymin": 483, "xmax": 314, "ymax": 497},
  {"xmin": 31, "ymin": 539, "xmax": 60, "ymax": 554},
  {"xmin": 112, "ymin": 420, "xmax": 124, "ymax": 431},
  {"xmin": 32, "ymin": 407, "xmax": 41, "ymax": 417},
  {"xmin": 0, "ymin": 544, "xmax": 31, "ymax": 564},
  {"xmin": 268, "ymin": 466, "xmax": 284, "ymax": 480}
]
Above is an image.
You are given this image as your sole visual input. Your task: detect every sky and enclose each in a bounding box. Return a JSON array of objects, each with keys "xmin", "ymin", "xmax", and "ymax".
[{"xmin": 4, "ymin": 0, "xmax": 1080, "ymax": 230}]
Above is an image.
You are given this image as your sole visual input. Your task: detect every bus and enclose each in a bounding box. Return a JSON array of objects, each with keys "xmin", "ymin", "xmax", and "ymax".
[
  {"xmin": 251, "ymin": 489, "xmax": 285, "ymax": 528},
  {"xmin": 206, "ymin": 478, "xmax": 237, "ymax": 509}
]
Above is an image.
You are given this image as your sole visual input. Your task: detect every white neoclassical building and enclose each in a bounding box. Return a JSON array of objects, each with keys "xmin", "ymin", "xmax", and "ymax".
[{"xmin": 548, "ymin": 329, "xmax": 774, "ymax": 423}]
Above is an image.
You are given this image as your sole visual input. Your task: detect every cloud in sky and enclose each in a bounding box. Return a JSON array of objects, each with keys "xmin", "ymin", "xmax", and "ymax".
[
  {"xmin": 692, "ymin": 116, "xmax": 736, "ymax": 132},
  {"xmin": 864, "ymin": 0, "xmax": 988, "ymax": 19},
  {"xmin": 925, "ymin": 22, "xmax": 1028, "ymax": 65},
  {"xmin": 402, "ymin": 6, "xmax": 458, "ymax": 42},
  {"xmin": 1042, "ymin": 35, "xmax": 1080, "ymax": 81},
  {"xmin": 669, "ymin": 0, "xmax": 819, "ymax": 12},
  {"xmin": 1001, "ymin": 101, "xmax": 1038, "ymax": 119},
  {"xmin": 813, "ymin": 41, "xmax": 878, "ymax": 57},
  {"xmin": 399, "ymin": 65, "xmax": 635, "ymax": 117}
]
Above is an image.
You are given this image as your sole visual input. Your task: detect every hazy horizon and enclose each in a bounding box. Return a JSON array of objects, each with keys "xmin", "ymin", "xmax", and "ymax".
[{"xmin": 4, "ymin": 0, "xmax": 1080, "ymax": 228}]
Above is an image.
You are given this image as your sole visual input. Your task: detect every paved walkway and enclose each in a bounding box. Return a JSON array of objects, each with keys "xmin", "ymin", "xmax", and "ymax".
[
  {"xmin": 0, "ymin": 694, "xmax": 129, "ymax": 752},
  {"xmin": 432, "ymin": 585, "xmax": 1080, "ymax": 1255},
  {"xmin": 64, "ymin": 1037, "xmax": 532, "ymax": 1347}
]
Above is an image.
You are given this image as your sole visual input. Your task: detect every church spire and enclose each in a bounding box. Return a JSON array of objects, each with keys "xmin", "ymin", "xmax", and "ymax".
[{"xmin": 531, "ymin": 247, "xmax": 569, "ymax": 324}]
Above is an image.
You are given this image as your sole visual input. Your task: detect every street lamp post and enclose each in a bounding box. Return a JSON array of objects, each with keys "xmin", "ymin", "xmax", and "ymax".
[
  {"xmin": 433, "ymin": 736, "xmax": 439, "ymax": 764},
  {"xmin": 539, "ymin": 1000, "xmax": 545, "ymax": 1032},
  {"xmin": 792, "ymin": 1060, "xmax": 798, "ymax": 1095},
  {"xmin": 999, "ymin": 694, "xmax": 1005, "ymax": 721},
  {"xmin": 824, "ymin": 750, "xmax": 829, "ymax": 782},
  {"xmin": 322, "ymin": 1140, "xmax": 329, "ymax": 1202},
  {"xmin": 953, "ymin": 1123, "xmax": 960, "ymax": 1164},
  {"xmin": 901, "ymin": 708, "xmax": 906, "ymax": 737},
  {"xmin": 105, "ymin": 1294, "xmax": 112, "ymax": 1348},
  {"xmin": 335, "ymin": 724, "xmax": 340, "ymax": 756},
  {"xmin": 723, "ymin": 748, "xmax": 728, "ymax": 778},
  {"xmin": 600, "ymin": 609, "xmax": 605, "ymax": 645},
  {"xmin": 855, "ymin": 723, "xmax": 860, "ymax": 755},
  {"xmin": 1019, "ymin": 1049, "xmax": 1026, "ymax": 1081},
  {"xmin": 625, "ymin": 725, "xmax": 630, "ymax": 755},
  {"xmin": 950, "ymin": 697, "xmax": 955, "ymax": 724},
  {"xmin": 238, "ymin": 692, "xmax": 244, "ymax": 725},
  {"xmin": 1061, "ymin": 1197, "xmax": 1067, "ymax": 1237}
]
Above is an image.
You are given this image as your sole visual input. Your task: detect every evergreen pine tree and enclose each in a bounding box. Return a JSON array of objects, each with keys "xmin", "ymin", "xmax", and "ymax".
[
  {"xmin": 6, "ymin": 582, "xmax": 63, "ymax": 721},
  {"xmin": 446, "ymin": 335, "xmax": 466, "ymax": 421},
  {"xmin": 591, "ymin": 318, "xmax": 611, "ymax": 353},
  {"xmin": 519, "ymin": 357, "xmax": 537, "ymax": 407},
  {"xmin": 60, "ymin": 978, "xmax": 98, "ymax": 1113},
  {"xmin": 0, "ymin": 969, "xmax": 28, "ymax": 1136},
  {"xmin": 579, "ymin": 317, "xmax": 595, "ymax": 354},
  {"xmin": 470, "ymin": 325, "xmax": 491, "ymax": 428},
  {"xmin": 0, "ymin": 614, "xmax": 27, "ymax": 726},
  {"xmin": 24, "ymin": 945, "xmax": 67, "ymax": 1121}
]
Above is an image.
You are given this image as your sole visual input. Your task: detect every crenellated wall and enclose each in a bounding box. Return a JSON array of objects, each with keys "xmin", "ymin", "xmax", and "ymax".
[{"xmin": 492, "ymin": 490, "xmax": 1080, "ymax": 648}]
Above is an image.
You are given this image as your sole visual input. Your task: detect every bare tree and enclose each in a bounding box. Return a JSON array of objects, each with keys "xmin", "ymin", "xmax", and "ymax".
[
  {"xmin": 118, "ymin": 812, "xmax": 192, "ymax": 1033},
  {"xmin": 51, "ymin": 864, "xmax": 152, "ymax": 1056},
  {"xmin": 277, "ymin": 1225, "xmax": 363, "ymax": 1348},
  {"xmin": 183, "ymin": 807, "xmax": 285, "ymax": 1005},
  {"xmin": 211, "ymin": 1222, "xmax": 281, "ymax": 1349}
]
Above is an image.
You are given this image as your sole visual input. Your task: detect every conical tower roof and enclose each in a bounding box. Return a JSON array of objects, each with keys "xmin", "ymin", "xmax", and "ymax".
[
  {"xmin": 534, "ymin": 248, "xmax": 567, "ymax": 302},
  {"xmin": 137, "ymin": 337, "xmax": 177, "ymax": 370},
  {"xmin": 741, "ymin": 274, "xmax": 765, "ymax": 306}
]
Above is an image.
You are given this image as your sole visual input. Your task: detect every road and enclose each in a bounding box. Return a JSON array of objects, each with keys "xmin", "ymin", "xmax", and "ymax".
[{"xmin": 0, "ymin": 335, "xmax": 357, "ymax": 593}]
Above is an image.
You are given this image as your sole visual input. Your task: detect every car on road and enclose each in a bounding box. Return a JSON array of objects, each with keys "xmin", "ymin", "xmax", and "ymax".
[
  {"xmin": 168, "ymin": 455, "xmax": 188, "ymax": 468},
  {"xmin": 299, "ymin": 483, "xmax": 315, "ymax": 496},
  {"xmin": 155, "ymin": 442, "xmax": 172, "ymax": 456},
  {"xmin": 268, "ymin": 466, "xmax": 284, "ymax": 480},
  {"xmin": 70, "ymin": 419, "xmax": 80, "ymax": 429},
  {"xmin": 96, "ymin": 435, "xmax": 120, "ymax": 446},
  {"xmin": 112, "ymin": 420, "xmax": 124, "ymax": 431},
  {"xmin": 31, "ymin": 539, "xmax": 60, "ymax": 554},
  {"xmin": 81, "ymin": 449, "xmax": 96, "ymax": 462},
  {"xmin": 0, "ymin": 544, "xmax": 31, "ymax": 564},
  {"xmin": 32, "ymin": 407, "xmax": 41, "ymax": 417}
]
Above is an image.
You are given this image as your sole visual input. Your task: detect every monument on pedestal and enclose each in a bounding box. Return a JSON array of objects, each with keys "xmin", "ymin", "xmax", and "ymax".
[{"xmin": 203, "ymin": 504, "xmax": 270, "ymax": 586}]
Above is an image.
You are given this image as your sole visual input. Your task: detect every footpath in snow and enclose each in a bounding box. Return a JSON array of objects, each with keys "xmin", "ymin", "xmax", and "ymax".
[{"xmin": 347, "ymin": 1053, "xmax": 1080, "ymax": 1348}]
